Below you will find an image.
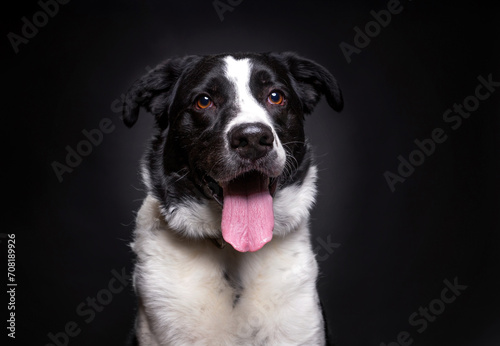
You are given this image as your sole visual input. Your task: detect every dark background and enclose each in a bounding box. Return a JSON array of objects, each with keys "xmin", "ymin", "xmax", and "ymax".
[{"xmin": 3, "ymin": 1, "xmax": 499, "ymax": 345}]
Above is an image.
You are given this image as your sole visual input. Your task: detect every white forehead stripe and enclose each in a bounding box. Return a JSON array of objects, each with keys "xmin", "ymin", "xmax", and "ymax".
[
  {"xmin": 223, "ymin": 56, "xmax": 272, "ymax": 126},
  {"xmin": 223, "ymin": 56, "xmax": 286, "ymax": 167}
]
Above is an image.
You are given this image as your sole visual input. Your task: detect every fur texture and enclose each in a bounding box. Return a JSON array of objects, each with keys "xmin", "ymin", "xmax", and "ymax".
[{"xmin": 123, "ymin": 52, "xmax": 343, "ymax": 345}]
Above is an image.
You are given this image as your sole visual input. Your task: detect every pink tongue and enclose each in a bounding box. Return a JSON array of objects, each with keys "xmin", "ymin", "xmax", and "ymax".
[{"xmin": 221, "ymin": 172, "xmax": 274, "ymax": 252}]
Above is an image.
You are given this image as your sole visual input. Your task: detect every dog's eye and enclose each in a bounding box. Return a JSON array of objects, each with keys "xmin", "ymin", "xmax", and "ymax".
[
  {"xmin": 267, "ymin": 91, "xmax": 284, "ymax": 105},
  {"xmin": 196, "ymin": 95, "xmax": 213, "ymax": 109}
]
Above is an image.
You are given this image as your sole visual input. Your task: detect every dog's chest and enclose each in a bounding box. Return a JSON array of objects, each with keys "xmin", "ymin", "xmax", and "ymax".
[{"xmin": 132, "ymin": 196, "xmax": 324, "ymax": 345}]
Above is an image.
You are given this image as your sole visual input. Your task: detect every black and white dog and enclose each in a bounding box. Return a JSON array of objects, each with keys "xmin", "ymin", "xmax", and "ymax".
[{"xmin": 123, "ymin": 52, "xmax": 343, "ymax": 345}]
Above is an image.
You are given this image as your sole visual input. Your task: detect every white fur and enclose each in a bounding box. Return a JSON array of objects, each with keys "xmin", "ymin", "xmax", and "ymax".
[
  {"xmin": 131, "ymin": 165, "xmax": 325, "ymax": 345},
  {"xmin": 163, "ymin": 198, "xmax": 221, "ymax": 239},
  {"xmin": 222, "ymin": 56, "xmax": 287, "ymax": 171},
  {"xmin": 273, "ymin": 165, "xmax": 318, "ymax": 237},
  {"xmin": 156, "ymin": 165, "xmax": 318, "ymax": 242}
]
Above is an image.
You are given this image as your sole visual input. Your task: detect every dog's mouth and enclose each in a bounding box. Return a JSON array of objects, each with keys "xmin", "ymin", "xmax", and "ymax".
[
  {"xmin": 203, "ymin": 172, "xmax": 278, "ymax": 206},
  {"xmin": 202, "ymin": 171, "xmax": 278, "ymax": 252}
]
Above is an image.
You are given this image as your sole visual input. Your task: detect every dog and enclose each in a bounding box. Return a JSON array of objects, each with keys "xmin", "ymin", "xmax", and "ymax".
[{"xmin": 123, "ymin": 52, "xmax": 343, "ymax": 345}]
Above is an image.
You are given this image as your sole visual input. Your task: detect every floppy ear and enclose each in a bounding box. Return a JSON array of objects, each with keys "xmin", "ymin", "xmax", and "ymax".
[
  {"xmin": 122, "ymin": 55, "xmax": 199, "ymax": 128},
  {"xmin": 272, "ymin": 52, "xmax": 344, "ymax": 114}
]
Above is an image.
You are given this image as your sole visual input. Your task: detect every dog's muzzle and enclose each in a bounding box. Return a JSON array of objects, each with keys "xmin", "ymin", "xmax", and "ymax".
[{"xmin": 202, "ymin": 122, "xmax": 280, "ymax": 253}]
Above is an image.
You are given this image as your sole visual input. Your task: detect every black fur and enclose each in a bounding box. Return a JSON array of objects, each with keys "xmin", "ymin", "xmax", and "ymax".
[{"xmin": 122, "ymin": 52, "xmax": 342, "ymax": 233}]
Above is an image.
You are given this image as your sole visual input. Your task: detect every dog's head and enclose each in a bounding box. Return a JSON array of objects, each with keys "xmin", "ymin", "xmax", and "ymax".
[{"xmin": 123, "ymin": 52, "xmax": 342, "ymax": 252}]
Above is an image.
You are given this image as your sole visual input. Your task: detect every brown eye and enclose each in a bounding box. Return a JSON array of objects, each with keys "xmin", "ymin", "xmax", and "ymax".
[
  {"xmin": 268, "ymin": 91, "xmax": 284, "ymax": 105},
  {"xmin": 196, "ymin": 95, "xmax": 213, "ymax": 109}
]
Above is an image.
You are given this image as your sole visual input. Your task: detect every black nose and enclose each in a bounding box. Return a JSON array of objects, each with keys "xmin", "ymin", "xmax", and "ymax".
[{"xmin": 228, "ymin": 123, "xmax": 274, "ymax": 161}]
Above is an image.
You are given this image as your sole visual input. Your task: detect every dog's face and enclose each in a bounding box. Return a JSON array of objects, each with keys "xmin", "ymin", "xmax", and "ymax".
[{"xmin": 123, "ymin": 52, "xmax": 342, "ymax": 252}]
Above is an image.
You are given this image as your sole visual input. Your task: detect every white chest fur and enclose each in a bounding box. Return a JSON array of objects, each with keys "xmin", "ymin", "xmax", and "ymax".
[{"xmin": 131, "ymin": 167, "xmax": 325, "ymax": 345}]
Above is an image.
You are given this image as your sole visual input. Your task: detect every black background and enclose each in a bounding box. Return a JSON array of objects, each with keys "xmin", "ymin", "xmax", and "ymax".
[{"xmin": 3, "ymin": 1, "xmax": 500, "ymax": 345}]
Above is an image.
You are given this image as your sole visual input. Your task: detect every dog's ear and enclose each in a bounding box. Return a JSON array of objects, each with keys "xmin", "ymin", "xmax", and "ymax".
[
  {"xmin": 272, "ymin": 52, "xmax": 343, "ymax": 114},
  {"xmin": 122, "ymin": 56, "xmax": 199, "ymax": 128}
]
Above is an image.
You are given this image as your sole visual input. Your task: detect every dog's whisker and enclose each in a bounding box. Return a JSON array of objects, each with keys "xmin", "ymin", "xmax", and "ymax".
[
  {"xmin": 174, "ymin": 171, "xmax": 189, "ymax": 183},
  {"xmin": 281, "ymin": 140, "xmax": 305, "ymax": 146}
]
